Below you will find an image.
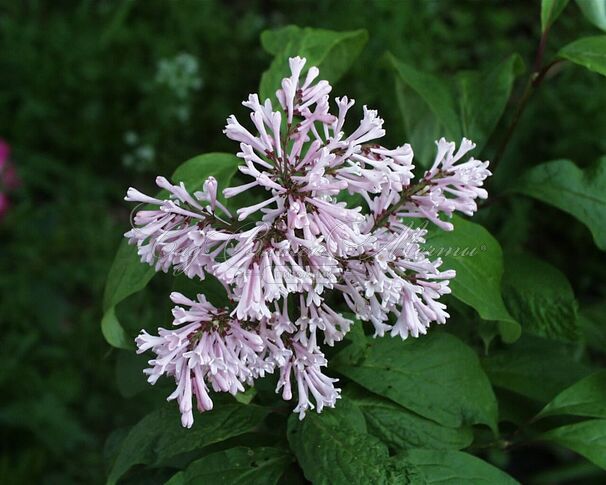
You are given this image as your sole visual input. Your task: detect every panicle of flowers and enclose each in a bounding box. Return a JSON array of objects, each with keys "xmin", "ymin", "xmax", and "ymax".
[{"xmin": 125, "ymin": 56, "xmax": 492, "ymax": 427}]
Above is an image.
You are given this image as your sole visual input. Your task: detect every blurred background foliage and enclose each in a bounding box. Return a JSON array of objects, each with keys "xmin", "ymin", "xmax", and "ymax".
[{"xmin": 1, "ymin": 0, "xmax": 605, "ymax": 483}]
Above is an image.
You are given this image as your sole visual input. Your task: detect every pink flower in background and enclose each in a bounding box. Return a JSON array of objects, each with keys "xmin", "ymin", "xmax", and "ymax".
[
  {"xmin": 0, "ymin": 140, "xmax": 9, "ymax": 169},
  {"xmin": 0, "ymin": 140, "xmax": 19, "ymax": 220},
  {"xmin": 0, "ymin": 193, "xmax": 9, "ymax": 218},
  {"xmin": 126, "ymin": 57, "xmax": 492, "ymax": 427}
]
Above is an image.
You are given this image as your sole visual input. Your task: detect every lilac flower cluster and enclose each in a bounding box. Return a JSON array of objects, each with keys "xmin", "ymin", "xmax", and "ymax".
[{"xmin": 125, "ymin": 57, "xmax": 491, "ymax": 427}]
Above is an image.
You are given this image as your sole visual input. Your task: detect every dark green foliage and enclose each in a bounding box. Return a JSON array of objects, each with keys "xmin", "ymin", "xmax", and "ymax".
[
  {"xmin": 344, "ymin": 386, "xmax": 474, "ymax": 451},
  {"xmin": 502, "ymin": 252, "xmax": 579, "ymax": 341},
  {"xmin": 260, "ymin": 26, "xmax": 368, "ymax": 100},
  {"xmin": 424, "ymin": 215, "xmax": 521, "ymax": 342},
  {"xmin": 513, "ymin": 157, "xmax": 606, "ymax": 250},
  {"xmin": 107, "ymin": 404, "xmax": 270, "ymax": 484},
  {"xmin": 538, "ymin": 370, "xmax": 606, "ymax": 419},
  {"xmin": 164, "ymin": 447, "xmax": 293, "ymax": 485},
  {"xmin": 333, "ymin": 332, "xmax": 498, "ymax": 430}
]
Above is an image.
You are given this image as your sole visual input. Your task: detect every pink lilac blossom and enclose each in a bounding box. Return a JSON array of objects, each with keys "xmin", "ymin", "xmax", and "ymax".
[
  {"xmin": 125, "ymin": 56, "xmax": 492, "ymax": 427},
  {"xmin": 0, "ymin": 140, "xmax": 19, "ymax": 220}
]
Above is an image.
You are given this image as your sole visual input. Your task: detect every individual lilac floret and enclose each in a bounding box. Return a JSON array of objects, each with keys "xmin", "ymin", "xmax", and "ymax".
[{"xmin": 126, "ymin": 55, "xmax": 492, "ymax": 427}]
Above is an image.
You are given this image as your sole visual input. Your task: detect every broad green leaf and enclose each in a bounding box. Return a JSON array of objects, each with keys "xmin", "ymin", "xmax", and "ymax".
[
  {"xmin": 107, "ymin": 403, "xmax": 269, "ymax": 484},
  {"xmin": 389, "ymin": 54, "xmax": 461, "ymax": 148},
  {"xmin": 395, "ymin": 76, "xmax": 445, "ymax": 166},
  {"xmin": 502, "ymin": 252, "xmax": 579, "ymax": 341},
  {"xmin": 558, "ymin": 36, "xmax": 606, "ymax": 76},
  {"xmin": 390, "ymin": 54, "xmax": 522, "ymax": 166},
  {"xmin": 287, "ymin": 399, "xmax": 392, "ymax": 484},
  {"xmin": 541, "ymin": 419, "xmax": 606, "ymax": 469},
  {"xmin": 542, "ymin": 0, "xmax": 570, "ymax": 32},
  {"xmin": 164, "ymin": 471, "xmax": 184, "ymax": 485},
  {"xmin": 101, "ymin": 304, "xmax": 134, "ymax": 351},
  {"xmin": 166, "ymin": 447, "xmax": 292, "ymax": 485},
  {"xmin": 102, "ymin": 239, "xmax": 155, "ymax": 312},
  {"xmin": 456, "ymin": 55, "xmax": 524, "ymax": 154},
  {"xmin": 299, "ymin": 394, "xmax": 368, "ymax": 433},
  {"xmin": 391, "ymin": 449, "xmax": 519, "ymax": 484},
  {"xmin": 538, "ymin": 371, "xmax": 606, "ymax": 419},
  {"xmin": 579, "ymin": 302, "xmax": 606, "ymax": 351},
  {"xmin": 261, "ymin": 25, "xmax": 299, "ymax": 55},
  {"xmin": 513, "ymin": 157, "xmax": 606, "ymax": 250},
  {"xmin": 333, "ymin": 332, "xmax": 498, "ymax": 430},
  {"xmin": 101, "ymin": 235, "xmax": 157, "ymax": 351},
  {"xmin": 482, "ymin": 335, "xmax": 592, "ymax": 403},
  {"xmin": 424, "ymin": 215, "xmax": 521, "ymax": 342},
  {"xmin": 259, "ymin": 26, "xmax": 368, "ymax": 100},
  {"xmin": 345, "ymin": 387, "xmax": 473, "ymax": 451},
  {"xmin": 577, "ymin": 0, "xmax": 606, "ymax": 31}
]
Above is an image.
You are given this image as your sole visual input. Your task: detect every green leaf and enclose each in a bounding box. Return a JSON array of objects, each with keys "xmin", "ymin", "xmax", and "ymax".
[
  {"xmin": 482, "ymin": 335, "xmax": 592, "ymax": 403},
  {"xmin": 558, "ymin": 36, "xmax": 606, "ymax": 77},
  {"xmin": 164, "ymin": 471, "xmax": 184, "ymax": 485},
  {"xmin": 513, "ymin": 157, "xmax": 606, "ymax": 250},
  {"xmin": 259, "ymin": 26, "xmax": 368, "ymax": 100},
  {"xmin": 345, "ymin": 387, "xmax": 473, "ymax": 451},
  {"xmin": 390, "ymin": 54, "xmax": 522, "ymax": 165},
  {"xmin": 394, "ymin": 76, "xmax": 445, "ymax": 166},
  {"xmin": 261, "ymin": 25, "xmax": 298, "ymax": 55},
  {"xmin": 502, "ymin": 252, "xmax": 579, "ymax": 342},
  {"xmin": 456, "ymin": 55, "xmax": 524, "ymax": 154},
  {"xmin": 389, "ymin": 54, "xmax": 461, "ymax": 147},
  {"xmin": 333, "ymin": 332, "xmax": 498, "ymax": 430},
  {"xmin": 107, "ymin": 403, "xmax": 269, "ymax": 484},
  {"xmin": 287, "ymin": 399, "xmax": 392, "ymax": 484},
  {"xmin": 541, "ymin": 419, "xmax": 606, "ymax": 470},
  {"xmin": 101, "ymin": 304, "xmax": 135, "ymax": 351},
  {"xmin": 391, "ymin": 449, "xmax": 519, "ymax": 484},
  {"xmin": 542, "ymin": 0, "xmax": 570, "ymax": 32},
  {"xmin": 302, "ymin": 394, "xmax": 368, "ymax": 433},
  {"xmin": 424, "ymin": 215, "xmax": 521, "ymax": 342},
  {"xmin": 101, "ymin": 235, "xmax": 156, "ymax": 351},
  {"xmin": 166, "ymin": 447, "xmax": 292, "ymax": 485},
  {"xmin": 577, "ymin": 0, "xmax": 606, "ymax": 31},
  {"xmin": 579, "ymin": 302, "xmax": 606, "ymax": 351},
  {"xmin": 538, "ymin": 371, "xmax": 606, "ymax": 419},
  {"xmin": 102, "ymin": 239, "xmax": 156, "ymax": 312}
]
